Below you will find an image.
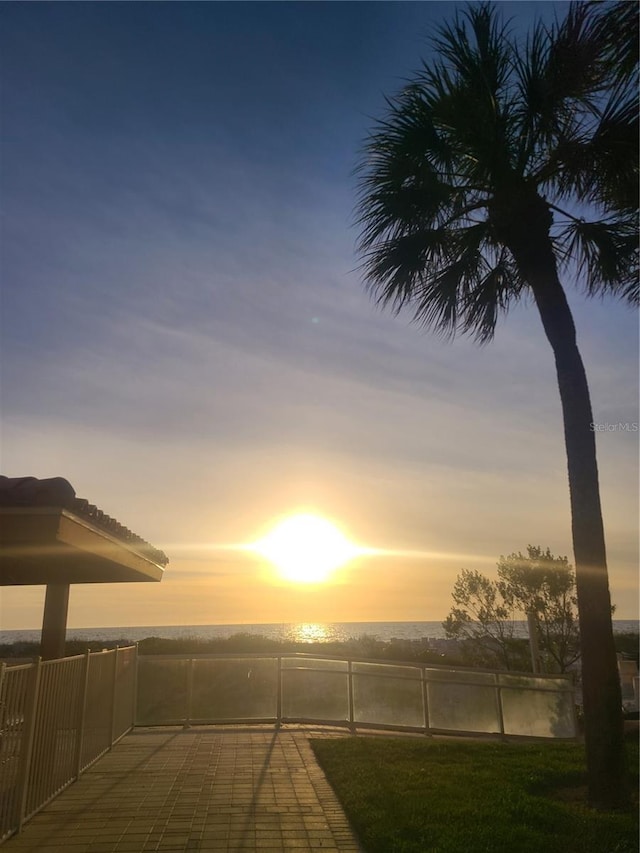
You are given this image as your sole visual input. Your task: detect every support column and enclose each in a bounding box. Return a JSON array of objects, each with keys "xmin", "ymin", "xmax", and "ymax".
[{"xmin": 41, "ymin": 583, "xmax": 70, "ymax": 660}]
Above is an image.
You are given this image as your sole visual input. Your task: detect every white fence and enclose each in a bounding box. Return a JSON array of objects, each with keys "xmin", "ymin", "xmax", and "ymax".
[
  {"xmin": 136, "ymin": 653, "xmax": 577, "ymax": 739},
  {"xmin": 0, "ymin": 646, "xmax": 136, "ymax": 843}
]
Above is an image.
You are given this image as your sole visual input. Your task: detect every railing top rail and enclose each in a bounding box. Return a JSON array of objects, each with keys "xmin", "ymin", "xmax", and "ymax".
[
  {"xmin": 0, "ymin": 645, "xmax": 138, "ymax": 670},
  {"xmin": 92, "ymin": 645, "xmax": 137, "ymax": 654},
  {"xmin": 42, "ymin": 653, "xmax": 85, "ymax": 666},
  {"xmin": 136, "ymin": 650, "xmax": 574, "ymax": 682},
  {"xmin": 0, "ymin": 660, "xmax": 34, "ymax": 671}
]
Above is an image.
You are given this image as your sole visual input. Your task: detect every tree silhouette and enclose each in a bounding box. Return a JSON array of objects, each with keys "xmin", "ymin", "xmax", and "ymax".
[
  {"xmin": 497, "ymin": 546, "xmax": 581, "ymax": 674},
  {"xmin": 356, "ymin": 1, "xmax": 638, "ymax": 809},
  {"xmin": 444, "ymin": 547, "xmax": 581, "ymax": 673}
]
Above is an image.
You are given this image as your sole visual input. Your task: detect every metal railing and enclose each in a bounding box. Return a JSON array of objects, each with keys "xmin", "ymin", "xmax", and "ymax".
[
  {"xmin": 136, "ymin": 652, "xmax": 577, "ymax": 740},
  {"xmin": 0, "ymin": 646, "xmax": 136, "ymax": 843},
  {"xmin": 0, "ymin": 647, "xmax": 577, "ymax": 844}
]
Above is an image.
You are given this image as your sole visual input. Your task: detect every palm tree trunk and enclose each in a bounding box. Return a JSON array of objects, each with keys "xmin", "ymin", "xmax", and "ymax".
[
  {"xmin": 533, "ymin": 276, "xmax": 627, "ymax": 808},
  {"xmin": 509, "ymin": 225, "xmax": 628, "ymax": 809},
  {"xmin": 491, "ymin": 186, "xmax": 628, "ymax": 807}
]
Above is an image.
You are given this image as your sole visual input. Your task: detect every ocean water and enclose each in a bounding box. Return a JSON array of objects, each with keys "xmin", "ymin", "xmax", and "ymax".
[{"xmin": 1, "ymin": 619, "xmax": 638, "ymax": 645}]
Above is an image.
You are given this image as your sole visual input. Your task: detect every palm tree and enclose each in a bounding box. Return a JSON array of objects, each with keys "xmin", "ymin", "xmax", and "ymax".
[{"xmin": 356, "ymin": 1, "xmax": 638, "ymax": 809}]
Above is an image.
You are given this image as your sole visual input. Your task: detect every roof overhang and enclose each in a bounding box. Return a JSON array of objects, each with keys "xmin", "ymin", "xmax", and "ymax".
[{"xmin": 0, "ymin": 507, "xmax": 165, "ymax": 585}]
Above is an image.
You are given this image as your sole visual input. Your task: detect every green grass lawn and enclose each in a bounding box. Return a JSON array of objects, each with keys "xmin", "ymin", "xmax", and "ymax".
[{"xmin": 311, "ymin": 734, "xmax": 639, "ymax": 853}]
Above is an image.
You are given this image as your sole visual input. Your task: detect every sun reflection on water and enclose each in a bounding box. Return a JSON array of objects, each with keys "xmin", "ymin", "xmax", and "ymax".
[{"xmin": 289, "ymin": 622, "xmax": 330, "ymax": 643}]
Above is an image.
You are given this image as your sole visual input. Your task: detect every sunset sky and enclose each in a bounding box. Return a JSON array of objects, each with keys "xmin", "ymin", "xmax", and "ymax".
[{"xmin": 1, "ymin": 1, "xmax": 638, "ymax": 631}]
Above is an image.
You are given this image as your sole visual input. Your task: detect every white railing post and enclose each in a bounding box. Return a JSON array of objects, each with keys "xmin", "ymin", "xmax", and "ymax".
[
  {"xmin": 17, "ymin": 658, "xmax": 42, "ymax": 832},
  {"xmin": 185, "ymin": 658, "xmax": 194, "ymax": 728},
  {"xmin": 75, "ymin": 650, "xmax": 91, "ymax": 778},
  {"xmin": 0, "ymin": 662, "xmax": 5, "ymax": 747},
  {"xmin": 276, "ymin": 657, "xmax": 282, "ymax": 727},
  {"xmin": 109, "ymin": 648, "xmax": 119, "ymax": 746},
  {"xmin": 347, "ymin": 660, "xmax": 355, "ymax": 732},
  {"xmin": 131, "ymin": 645, "xmax": 137, "ymax": 730},
  {"xmin": 421, "ymin": 668, "xmax": 431, "ymax": 735}
]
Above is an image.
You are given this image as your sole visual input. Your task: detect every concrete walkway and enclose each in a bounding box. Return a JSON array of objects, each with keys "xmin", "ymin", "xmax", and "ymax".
[{"xmin": 3, "ymin": 726, "xmax": 363, "ymax": 853}]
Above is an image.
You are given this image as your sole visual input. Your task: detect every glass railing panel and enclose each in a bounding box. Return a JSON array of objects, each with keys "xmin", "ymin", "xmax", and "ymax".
[
  {"xmin": 191, "ymin": 658, "xmax": 278, "ymax": 720},
  {"xmin": 501, "ymin": 686, "xmax": 576, "ymax": 737},
  {"xmin": 353, "ymin": 672, "xmax": 423, "ymax": 727},
  {"xmin": 281, "ymin": 668, "xmax": 348, "ymax": 721},
  {"xmin": 136, "ymin": 659, "xmax": 189, "ymax": 724},
  {"xmin": 427, "ymin": 682, "xmax": 501, "ymax": 733}
]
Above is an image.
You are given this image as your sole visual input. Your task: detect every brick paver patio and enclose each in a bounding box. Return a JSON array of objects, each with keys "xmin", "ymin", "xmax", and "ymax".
[{"xmin": 3, "ymin": 726, "xmax": 363, "ymax": 852}]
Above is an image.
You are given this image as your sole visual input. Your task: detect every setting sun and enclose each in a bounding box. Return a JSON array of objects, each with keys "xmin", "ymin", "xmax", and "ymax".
[{"xmin": 252, "ymin": 514, "xmax": 360, "ymax": 583}]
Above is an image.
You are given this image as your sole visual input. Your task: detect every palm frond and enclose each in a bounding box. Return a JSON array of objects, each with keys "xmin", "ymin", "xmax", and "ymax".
[
  {"xmin": 361, "ymin": 220, "xmax": 523, "ymax": 343},
  {"xmin": 548, "ymin": 83, "xmax": 639, "ymax": 214},
  {"xmin": 591, "ymin": 0, "xmax": 639, "ymax": 86},
  {"xmin": 360, "ymin": 226, "xmax": 456, "ymax": 315},
  {"xmin": 544, "ymin": 1, "xmax": 608, "ymax": 102},
  {"xmin": 516, "ymin": 1, "xmax": 639, "ymax": 193},
  {"xmin": 409, "ymin": 224, "xmax": 490, "ymax": 336},
  {"xmin": 355, "ymin": 89, "xmax": 476, "ymax": 250},
  {"xmin": 559, "ymin": 216, "xmax": 639, "ymax": 303},
  {"xmin": 431, "ymin": 2, "xmax": 511, "ymax": 96},
  {"xmin": 514, "ymin": 2, "xmax": 604, "ymax": 150},
  {"xmin": 512, "ymin": 20, "xmax": 554, "ymax": 171},
  {"xmin": 422, "ymin": 4, "xmax": 517, "ymax": 184},
  {"xmin": 459, "ymin": 249, "xmax": 525, "ymax": 342}
]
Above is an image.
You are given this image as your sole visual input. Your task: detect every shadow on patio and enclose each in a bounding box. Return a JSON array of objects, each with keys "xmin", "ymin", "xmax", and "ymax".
[{"xmin": 1, "ymin": 725, "xmax": 363, "ymax": 852}]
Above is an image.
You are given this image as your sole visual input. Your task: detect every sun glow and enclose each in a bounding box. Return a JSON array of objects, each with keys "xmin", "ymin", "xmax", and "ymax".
[{"xmin": 252, "ymin": 513, "xmax": 360, "ymax": 583}]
